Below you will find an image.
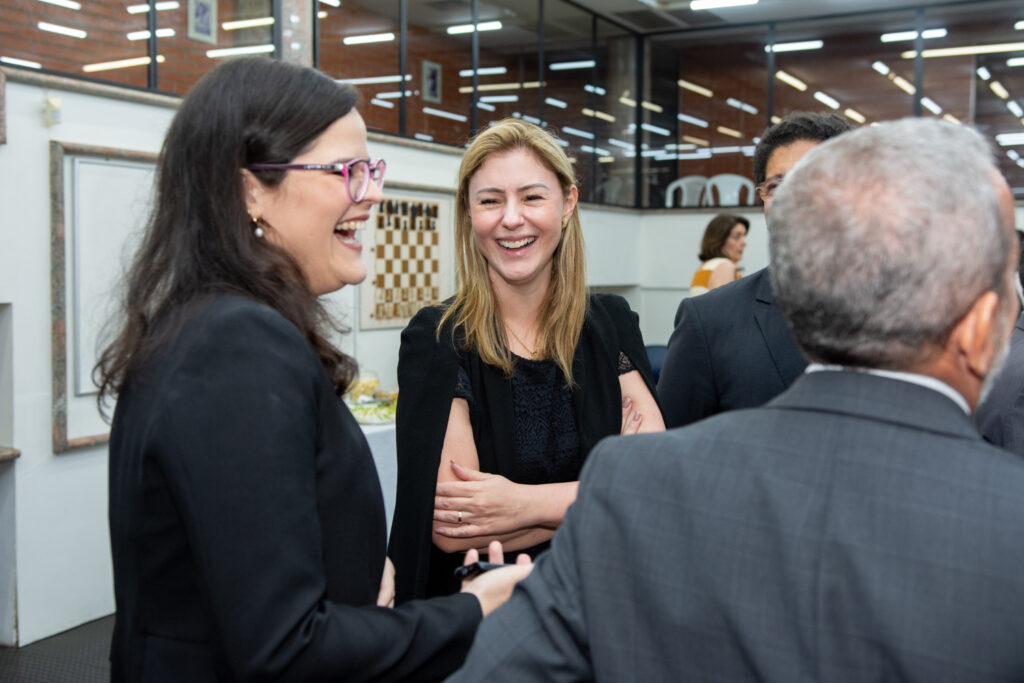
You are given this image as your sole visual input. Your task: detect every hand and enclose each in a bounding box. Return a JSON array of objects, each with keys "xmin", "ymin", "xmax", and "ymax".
[
  {"xmin": 434, "ymin": 461, "xmax": 530, "ymax": 538},
  {"xmin": 621, "ymin": 396, "xmax": 643, "ymax": 434},
  {"xmin": 377, "ymin": 557, "xmax": 395, "ymax": 608},
  {"xmin": 461, "ymin": 541, "xmax": 533, "ymax": 617}
]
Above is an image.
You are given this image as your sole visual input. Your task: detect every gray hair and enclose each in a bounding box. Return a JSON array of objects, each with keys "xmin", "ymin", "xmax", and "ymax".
[{"xmin": 769, "ymin": 117, "xmax": 1012, "ymax": 369}]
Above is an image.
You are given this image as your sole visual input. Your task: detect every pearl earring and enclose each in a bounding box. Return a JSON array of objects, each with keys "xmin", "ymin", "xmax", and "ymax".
[{"xmin": 249, "ymin": 212, "xmax": 265, "ymax": 238}]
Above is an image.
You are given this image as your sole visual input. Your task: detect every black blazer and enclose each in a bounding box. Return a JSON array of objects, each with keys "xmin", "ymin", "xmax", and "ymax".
[
  {"xmin": 108, "ymin": 294, "xmax": 480, "ymax": 682},
  {"xmin": 657, "ymin": 267, "xmax": 806, "ymax": 428},
  {"xmin": 453, "ymin": 371, "xmax": 1024, "ymax": 681},
  {"xmin": 388, "ymin": 293, "xmax": 657, "ymax": 602},
  {"xmin": 976, "ymin": 312, "xmax": 1024, "ymax": 457}
]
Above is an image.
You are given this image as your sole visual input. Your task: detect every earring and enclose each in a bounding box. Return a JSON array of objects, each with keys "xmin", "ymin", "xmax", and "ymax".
[
  {"xmin": 562, "ymin": 218, "xmax": 569, "ymax": 229},
  {"xmin": 249, "ymin": 212, "xmax": 265, "ymax": 239}
]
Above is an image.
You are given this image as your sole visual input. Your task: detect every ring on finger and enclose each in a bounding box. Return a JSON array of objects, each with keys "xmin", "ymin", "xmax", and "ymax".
[{"xmin": 458, "ymin": 510, "xmax": 463, "ymax": 524}]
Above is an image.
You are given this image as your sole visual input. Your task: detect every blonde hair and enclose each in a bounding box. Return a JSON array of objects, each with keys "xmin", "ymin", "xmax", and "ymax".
[{"xmin": 439, "ymin": 118, "xmax": 587, "ymax": 385}]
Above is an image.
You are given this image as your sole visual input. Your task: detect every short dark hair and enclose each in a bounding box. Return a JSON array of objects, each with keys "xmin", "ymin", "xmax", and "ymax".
[
  {"xmin": 753, "ymin": 111, "xmax": 853, "ymax": 184},
  {"xmin": 699, "ymin": 214, "xmax": 749, "ymax": 262}
]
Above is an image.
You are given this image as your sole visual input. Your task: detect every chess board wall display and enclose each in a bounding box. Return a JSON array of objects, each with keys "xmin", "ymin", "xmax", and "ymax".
[{"xmin": 360, "ymin": 184, "xmax": 455, "ymax": 329}]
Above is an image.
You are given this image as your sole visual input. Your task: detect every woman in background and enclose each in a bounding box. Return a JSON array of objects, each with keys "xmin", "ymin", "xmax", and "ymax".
[
  {"xmin": 389, "ymin": 119, "xmax": 664, "ymax": 601},
  {"xmin": 97, "ymin": 58, "xmax": 527, "ymax": 683},
  {"xmin": 690, "ymin": 214, "xmax": 749, "ymax": 295}
]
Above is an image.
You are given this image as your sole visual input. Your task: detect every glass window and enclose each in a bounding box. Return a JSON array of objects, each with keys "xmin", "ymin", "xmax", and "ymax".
[
  {"xmin": 472, "ymin": 0, "xmax": 541, "ymax": 132},
  {"xmin": 318, "ymin": 0, "xmax": 401, "ymax": 136}
]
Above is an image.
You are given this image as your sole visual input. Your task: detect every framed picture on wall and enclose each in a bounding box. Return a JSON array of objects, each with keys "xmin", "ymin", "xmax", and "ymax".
[
  {"xmin": 422, "ymin": 60, "xmax": 442, "ymax": 104},
  {"xmin": 188, "ymin": 0, "xmax": 217, "ymax": 44},
  {"xmin": 359, "ymin": 183, "xmax": 455, "ymax": 330}
]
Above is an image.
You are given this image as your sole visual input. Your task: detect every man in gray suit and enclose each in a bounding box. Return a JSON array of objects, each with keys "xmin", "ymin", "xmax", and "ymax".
[{"xmin": 450, "ymin": 119, "xmax": 1024, "ymax": 682}]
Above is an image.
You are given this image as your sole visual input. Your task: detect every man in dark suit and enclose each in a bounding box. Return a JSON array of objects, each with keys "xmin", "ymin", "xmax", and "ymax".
[
  {"xmin": 658, "ymin": 112, "xmax": 851, "ymax": 428},
  {"xmin": 450, "ymin": 118, "xmax": 1024, "ymax": 681}
]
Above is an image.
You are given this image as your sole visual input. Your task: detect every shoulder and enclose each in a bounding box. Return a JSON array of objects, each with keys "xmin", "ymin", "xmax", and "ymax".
[
  {"xmin": 587, "ymin": 293, "xmax": 636, "ymax": 324},
  {"xmin": 401, "ymin": 304, "xmax": 451, "ymax": 351},
  {"xmin": 180, "ymin": 294, "xmax": 311, "ymax": 355}
]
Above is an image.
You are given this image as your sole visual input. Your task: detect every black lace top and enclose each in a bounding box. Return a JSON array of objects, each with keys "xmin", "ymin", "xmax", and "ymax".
[{"xmin": 455, "ymin": 351, "xmax": 635, "ymax": 485}]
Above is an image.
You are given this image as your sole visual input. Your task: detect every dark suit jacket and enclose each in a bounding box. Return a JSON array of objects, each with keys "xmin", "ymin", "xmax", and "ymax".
[
  {"xmin": 109, "ymin": 294, "xmax": 480, "ymax": 682},
  {"xmin": 452, "ymin": 371, "xmax": 1024, "ymax": 682},
  {"xmin": 976, "ymin": 312, "xmax": 1024, "ymax": 456},
  {"xmin": 657, "ymin": 267, "xmax": 806, "ymax": 428}
]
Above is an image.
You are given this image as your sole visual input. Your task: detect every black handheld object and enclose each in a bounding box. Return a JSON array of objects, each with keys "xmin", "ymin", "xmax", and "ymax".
[{"xmin": 452, "ymin": 561, "xmax": 509, "ymax": 581}]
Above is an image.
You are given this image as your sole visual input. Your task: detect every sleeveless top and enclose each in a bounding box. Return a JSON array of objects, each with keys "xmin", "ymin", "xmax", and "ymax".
[{"xmin": 690, "ymin": 257, "xmax": 740, "ymax": 296}]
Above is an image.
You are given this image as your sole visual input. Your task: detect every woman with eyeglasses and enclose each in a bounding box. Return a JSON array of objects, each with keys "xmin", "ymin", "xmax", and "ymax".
[
  {"xmin": 388, "ymin": 119, "xmax": 665, "ymax": 602},
  {"xmin": 97, "ymin": 58, "xmax": 529, "ymax": 683},
  {"xmin": 690, "ymin": 214, "xmax": 749, "ymax": 296}
]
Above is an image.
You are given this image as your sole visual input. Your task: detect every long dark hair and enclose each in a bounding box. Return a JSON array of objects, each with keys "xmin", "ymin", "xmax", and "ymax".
[
  {"xmin": 699, "ymin": 214, "xmax": 749, "ymax": 261},
  {"xmin": 96, "ymin": 58, "xmax": 360, "ymax": 414}
]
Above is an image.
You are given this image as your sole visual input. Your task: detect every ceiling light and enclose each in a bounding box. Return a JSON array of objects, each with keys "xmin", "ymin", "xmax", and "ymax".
[
  {"xmin": 991, "ymin": 81, "xmax": 1010, "ymax": 99},
  {"xmin": 458, "ymin": 81, "xmax": 542, "ymax": 93},
  {"xmin": 126, "ymin": 28, "xmax": 175, "ymax": 40},
  {"xmin": 619, "ymin": 95, "xmax": 637, "ymax": 107},
  {"xmin": 370, "ymin": 98, "xmax": 394, "ymax": 109},
  {"xmin": 584, "ymin": 84, "xmax": 606, "ymax": 95},
  {"xmin": 447, "ymin": 21, "xmax": 502, "ymax": 35},
  {"xmin": 771, "ymin": 115, "xmax": 781, "ymax": 124},
  {"xmin": 423, "ymin": 107, "xmax": 467, "ymax": 122},
  {"xmin": 1, "ymin": 56, "xmax": 43, "ymax": 68},
  {"xmin": 125, "ymin": 1, "xmax": 178, "ymax": 12},
  {"xmin": 1009, "ymin": 101, "xmax": 1024, "ymax": 118},
  {"xmin": 872, "ymin": 61, "xmax": 890, "ymax": 75},
  {"xmin": 38, "ymin": 0, "xmax": 81, "ymax": 9},
  {"xmin": 641, "ymin": 101, "xmax": 663, "ymax": 113},
  {"xmin": 765, "ymin": 40, "xmax": 823, "ymax": 53},
  {"xmin": 880, "ymin": 28, "xmax": 947, "ymax": 42},
  {"xmin": 710, "ymin": 146, "xmax": 741, "ymax": 154},
  {"xmin": 562, "ymin": 126, "xmax": 595, "ymax": 140},
  {"xmin": 1009, "ymin": 150, "xmax": 1021, "ymax": 161},
  {"xmin": 475, "ymin": 101, "xmax": 496, "ymax": 111},
  {"xmin": 717, "ymin": 125, "xmax": 742, "ymax": 138},
  {"xmin": 83, "ymin": 55, "xmax": 164, "ymax": 72},
  {"xmin": 317, "ymin": 11, "xmax": 327, "ymax": 18},
  {"xmin": 459, "ymin": 66, "xmax": 507, "ymax": 77},
  {"xmin": 222, "ymin": 17, "xmax": 274, "ymax": 30},
  {"xmin": 343, "ymin": 32, "xmax": 394, "ymax": 45},
  {"xmin": 550, "ymin": 59, "xmax": 595, "ymax": 71},
  {"xmin": 892, "ymin": 75, "xmax": 916, "ymax": 95},
  {"xmin": 678, "ymin": 78, "xmax": 713, "ymax": 97},
  {"xmin": 642, "ymin": 123, "xmax": 671, "ymax": 136},
  {"xmin": 37, "ymin": 21, "xmax": 87, "ymax": 38},
  {"xmin": 607, "ymin": 138, "xmax": 634, "ymax": 151},
  {"xmin": 977, "ymin": 66, "xmax": 992, "ymax": 79},
  {"xmin": 1008, "ymin": 57, "xmax": 1024, "ymax": 67},
  {"xmin": 813, "ymin": 91, "xmax": 840, "ymax": 110},
  {"xmin": 374, "ymin": 90, "xmax": 414, "ymax": 99},
  {"xmin": 691, "ymin": 0, "xmax": 757, "ymax": 9},
  {"xmin": 677, "ymin": 112, "xmax": 708, "ymax": 128},
  {"xmin": 545, "ymin": 97, "xmax": 567, "ymax": 108},
  {"xmin": 775, "ymin": 70, "xmax": 807, "ymax": 91},
  {"xmin": 339, "ymin": 74, "xmax": 410, "ymax": 85},
  {"xmin": 902, "ymin": 42, "xmax": 1024, "ymax": 58},
  {"xmin": 844, "ymin": 108, "xmax": 865, "ymax": 123},
  {"xmin": 480, "ymin": 94, "xmax": 517, "ymax": 103},
  {"xmin": 582, "ymin": 108, "xmax": 616, "ymax": 122},
  {"xmin": 598, "ymin": 156, "xmax": 615, "ymax": 163},
  {"xmin": 581, "ymin": 145, "xmax": 611, "ymax": 156},
  {"xmin": 920, "ymin": 96, "xmax": 942, "ymax": 115},
  {"xmin": 206, "ymin": 44, "xmax": 274, "ymax": 58},
  {"xmin": 726, "ymin": 97, "xmax": 758, "ymax": 114},
  {"xmin": 942, "ymin": 113, "xmax": 961, "ymax": 124},
  {"xmin": 414, "ymin": 133, "xmax": 434, "ymax": 142},
  {"xmin": 684, "ymin": 134, "xmax": 709, "ymax": 146},
  {"xmin": 996, "ymin": 132, "xmax": 1024, "ymax": 146},
  {"xmin": 1016, "ymin": 20, "xmax": 1024, "ymax": 30}
]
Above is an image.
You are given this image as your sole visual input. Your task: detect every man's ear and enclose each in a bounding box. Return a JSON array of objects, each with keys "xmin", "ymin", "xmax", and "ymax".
[
  {"xmin": 954, "ymin": 290, "xmax": 1002, "ymax": 378},
  {"xmin": 240, "ymin": 169, "xmax": 267, "ymax": 219}
]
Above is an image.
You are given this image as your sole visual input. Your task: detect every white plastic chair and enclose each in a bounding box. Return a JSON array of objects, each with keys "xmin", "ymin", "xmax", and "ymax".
[
  {"xmin": 594, "ymin": 176, "xmax": 624, "ymax": 204},
  {"xmin": 664, "ymin": 175, "xmax": 707, "ymax": 208},
  {"xmin": 703, "ymin": 174, "xmax": 756, "ymax": 206}
]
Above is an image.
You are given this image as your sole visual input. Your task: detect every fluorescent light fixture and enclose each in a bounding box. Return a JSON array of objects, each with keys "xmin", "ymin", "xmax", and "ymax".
[
  {"xmin": 641, "ymin": 123, "xmax": 671, "ymax": 136},
  {"xmin": 742, "ymin": 146, "xmax": 756, "ymax": 156},
  {"xmin": 711, "ymin": 146, "xmax": 741, "ymax": 154},
  {"xmin": 206, "ymin": 44, "xmax": 274, "ymax": 58},
  {"xmin": 555, "ymin": 138, "xmax": 570, "ymax": 148},
  {"xmin": 83, "ymin": 54, "xmax": 164, "ymax": 72},
  {"xmin": 480, "ymin": 94, "xmax": 517, "ymax": 103},
  {"xmin": 641, "ymin": 101, "xmax": 663, "ymax": 113},
  {"xmin": 598, "ymin": 156, "xmax": 615, "ymax": 163},
  {"xmin": 370, "ymin": 98, "xmax": 394, "ymax": 109},
  {"xmin": 475, "ymin": 101, "xmax": 496, "ymax": 111},
  {"xmin": 683, "ymin": 135, "xmax": 709, "ymax": 146},
  {"xmin": 423, "ymin": 107, "xmax": 467, "ymax": 122},
  {"xmin": 580, "ymin": 145, "xmax": 611, "ymax": 155},
  {"xmin": 880, "ymin": 28, "xmax": 947, "ymax": 42},
  {"xmin": 459, "ymin": 66, "xmax": 507, "ymax": 77},
  {"xmin": 991, "ymin": 81, "xmax": 1010, "ymax": 99},
  {"xmin": 844, "ymin": 108, "xmax": 865, "ymax": 123},
  {"xmin": 726, "ymin": 97, "xmax": 758, "ymax": 114},
  {"xmin": 343, "ymin": 32, "xmax": 395, "ymax": 45},
  {"xmin": 902, "ymin": 42, "xmax": 1024, "ymax": 58},
  {"xmin": 37, "ymin": 21, "xmax": 87, "ymax": 38},
  {"xmin": 996, "ymin": 132, "xmax": 1024, "ymax": 146},
  {"xmin": 318, "ymin": 11, "xmax": 327, "ymax": 18},
  {"xmin": 1008, "ymin": 58, "xmax": 1024, "ymax": 67},
  {"xmin": 619, "ymin": 95, "xmax": 637, "ymax": 108},
  {"xmin": 872, "ymin": 61, "xmax": 891, "ymax": 75},
  {"xmin": 0, "ymin": 56, "xmax": 43, "ymax": 68},
  {"xmin": 458, "ymin": 81, "xmax": 542, "ymax": 94},
  {"xmin": 775, "ymin": 70, "xmax": 807, "ymax": 91},
  {"xmin": 716, "ymin": 126, "xmax": 742, "ymax": 138},
  {"xmin": 1009, "ymin": 101, "xmax": 1024, "ymax": 118},
  {"xmin": 562, "ymin": 126, "xmax": 595, "ymax": 140},
  {"xmin": 1009, "ymin": 150, "xmax": 1021, "ymax": 161},
  {"xmin": 813, "ymin": 91, "xmax": 840, "ymax": 110},
  {"xmin": 765, "ymin": 40, "xmax": 823, "ymax": 53},
  {"xmin": 126, "ymin": 1, "xmax": 178, "ymax": 12},
  {"xmin": 892, "ymin": 75, "xmax": 916, "ymax": 95},
  {"xmin": 38, "ymin": 0, "xmax": 81, "ymax": 9},
  {"xmin": 977, "ymin": 66, "xmax": 992, "ymax": 79},
  {"xmin": 678, "ymin": 78, "xmax": 713, "ymax": 97},
  {"xmin": 582, "ymin": 108, "xmax": 616, "ymax": 122},
  {"xmin": 447, "ymin": 21, "xmax": 502, "ymax": 35},
  {"xmin": 678, "ymin": 113, "xmax": 708, "ymax": 128},
  {"xmin": 1015, "ymin": 20, "xmax": 1024, "ymax": 30},
  {"xmin": 374, "ymin": 90, "xmax": 414, "ymax": 99},
  {"xmin": 523, "ymin": 114, "xmax": 544, "ymax": 125},
  {"xmin": 126, "ymin": 28, "xmax": 175, "ymax": 40},
  {"xmin": 223, "ymin": 17, "xmax": 274, "ymax": 30},
  {"xmin": 677, "ymin": 151, "xmax": 713, "ymax": 160},
  {"xmin": 942, "ymin": 113, "xmax": 960, "ymax": 124},
  {"xmin": 584, "ymin": 84, "xmax": 606, "ymax": 95},
  {"xmin": 414, "ymin": 133, "xmax": 434, "ymax": 142},
  {"xmin": 545, "ymin": 97, "xmax": 567, "ymax": 109},
  {"xmin": 607, "ymin": 138, "xmax": 634, "ymax": 151},
  {"xmin": 691, "ymin": 0, "xmax": 758, "ymax": 9},
  {"xmin": 920, "ymin": 96, "xmax": 942, "ymax": 115},
  {"xmin": 338, "ymin": 74, "xmax": 410, "ymax": 85},
  {"xmin": 550, "ymin": 60, "xmax": 595, "ymax": 71},
  {"xmin": 771, "ymin": 115, "xmax": 781, "ymax": 124},
  {"xmin": 318, "ymin": 0, "xmax": 340, "ymax": 6}
]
